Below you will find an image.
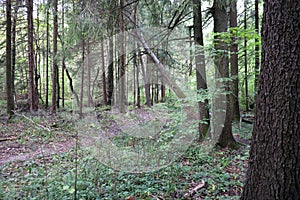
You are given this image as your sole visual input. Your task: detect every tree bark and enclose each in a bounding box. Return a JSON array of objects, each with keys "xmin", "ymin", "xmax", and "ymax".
[
  {"xmin": 254, "ymin": 0, "xmax": 260, "ymax": 90},
  {"xmin": 213, "ymin": 0, "xmax": 237, "ymax": 148},
  {"xmin": 27, "ymin": 0, "xmax": 38, "ymax": 112},
  {"xmin": 244, "ymin": 0, "xmax": 249, "ymax": 111},
  {"xmin": 241, "ymin": 0, "xmax": 300, "ymax": 199},
  {"xmin": 193, "ymin": 0, "xmax": 209, "ymax": 141},
  {"xmin": 107, "ymin": 33, "xmax": 114, "ymax": 106},
  {"xmin": 46, "ymin": 0, "xmax": 49, "ymax": 108},
  {"xmin": 61, "ymin": 0, "xmax": 65, "ymax": 108},
  {"xmin": 119, "ymin": 0, "xmax": 126, "ymax": 113},
  {"xmin": 101, "ymin": 41, "xmax": 107, "ymax": 105},
  {"xmin": 52, "ymin": 0, "xmax": 58, "ymax": 112},
  {"xmin": 6, "ymin": 0, "xmax": 14, "ymax": 116},
  {"xmin": 230, "ymin": 0, "xmax": 240, "ymax": 121}
]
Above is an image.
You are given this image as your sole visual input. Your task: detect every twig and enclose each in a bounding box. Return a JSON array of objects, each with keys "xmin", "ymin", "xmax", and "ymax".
[
  {"xmin": 13, "ymin": 111, "xmax": 51, "ymax": 132},
  {"xmin": 183, "ymin": 180, "xmax": 205, "ymax": 199},
  {"xmin": 0, "ymin": 136, "xmax": 19, "ymax": 142}
]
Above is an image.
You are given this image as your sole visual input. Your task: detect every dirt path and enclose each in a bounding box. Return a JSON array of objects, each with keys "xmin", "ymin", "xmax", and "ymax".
[{"xmin": 0, "ymin": 139, "xmax": 77, "ymax": 165}]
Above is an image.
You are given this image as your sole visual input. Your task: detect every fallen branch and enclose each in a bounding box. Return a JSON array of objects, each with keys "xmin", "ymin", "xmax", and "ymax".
[
  {"xmin": 183, "ymin": 180, "xmax": 205, "ymax": 199},
  {"xmin": 13, "ymin": 111, "xmax": 51, "ymax": 132},
  {"xmin": 0, "ymin": 136, "xmax": 18, "ymax": 142}
]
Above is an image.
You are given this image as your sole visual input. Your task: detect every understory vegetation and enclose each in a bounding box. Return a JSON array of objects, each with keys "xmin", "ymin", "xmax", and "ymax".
[{"xmin": 0, "ymin": 101, "xmax": 252, "ymax": 199}]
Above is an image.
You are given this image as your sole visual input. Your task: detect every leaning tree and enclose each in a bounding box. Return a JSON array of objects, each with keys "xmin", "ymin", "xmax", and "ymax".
[{"xmin": 241, "ymin": 0, "xmax": 300, "ymax": 199}]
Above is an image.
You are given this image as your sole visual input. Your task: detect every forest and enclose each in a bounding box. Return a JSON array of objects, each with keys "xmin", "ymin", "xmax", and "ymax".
[{"xmin": 0, "ymin": 0, "xmax": 299, "ymax": 199}]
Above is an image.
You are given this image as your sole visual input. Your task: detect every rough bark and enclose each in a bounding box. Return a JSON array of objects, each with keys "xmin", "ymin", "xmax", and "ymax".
[
  {"xmin": 241, "ymin": 1, "xmax": 300, "ymax": 199},
  {"xmin": 46, "ymin": 1, "xmax": 49, "ymax": 108},
  {"xmin": 52, "ymin": 0, "xmax": 58, "ymax": 112},
  {"xmin": 119, "ymin": 0, "xmax": 126, "ymax": 113},
  {"xmin": 254, "ymin": 0, "xmax": 260, "ymax": 90},
  {"xmin": 213, "ymin": 0, "xmax": 237, "ymax": 148},
  {"xmin": 193, "ymin": 0, "xmax": 209, "ymax": 141},
  {"xmin": 107, "ymin": 34, "xmax": 114, "ymax": 106},
  {"xmin": 6, "ymin": 0, "xmax": 14, "ymax": 116},
  {"xmin": 27, "ymin": 0, "xmax": 38, "ymax": 112},
  {"xmin": 61, "ymin": 0, "xmax": 65, "ymax": 108},
  {"xmin": 229, "ymin": 0, "xmax": 240, "ymax": 121}
]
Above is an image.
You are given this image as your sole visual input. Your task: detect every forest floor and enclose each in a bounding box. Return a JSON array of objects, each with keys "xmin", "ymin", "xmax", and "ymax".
[{"xmin": 0, "ymin": 106, "xmax": 253, "ymax": 200}]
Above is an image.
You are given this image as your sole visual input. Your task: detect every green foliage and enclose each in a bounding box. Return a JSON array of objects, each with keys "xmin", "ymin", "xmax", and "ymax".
[{"xmin": 0, "ymin": 120, "xmax": 252, "ymax": 199}]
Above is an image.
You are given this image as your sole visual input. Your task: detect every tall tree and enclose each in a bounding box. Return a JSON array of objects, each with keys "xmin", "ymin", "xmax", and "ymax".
[
  {"xmin": 254, "ymin": 0, "xmax": 260, "ymax": 90},
  {"xmin": 45, "ymin": 0, "xmax": 50, "ymax": 108},
  {"xmin": 212, "ymin": 0, "xmax": 237, "ymax": 148},
  {"xmin": 119, "ymin": 0, "xmax": 126, "ymax": 113},
  {"xmin": 244, "ymin": 0, "xmax": 249, "ymax": 111},
  {"xmin": 193, "ymin": 0, "xmax": 209, "ymax": 141},
  {"xmin": 27, "ymin": 0, "xmax": 38, "ymax": 111},
  {"xmin": 241, "ymin": 0, "xmax": 300, "ymax": 199},
  {"xmin": 61, "ymin": 0, "xmax": 65, "ymax": 108},
  {"xmin": 229, "ymin": 0, "xmax": 240, "ymax": 121},
  {"xmin": 6, "ymin": 0, "xmax": 14, "ymax": 116},
  {"xmin": 52, "ymin": 0, "xmax": 58, "ymax": 112}
]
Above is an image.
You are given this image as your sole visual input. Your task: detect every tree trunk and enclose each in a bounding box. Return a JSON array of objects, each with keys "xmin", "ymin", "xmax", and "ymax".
[
  {"xmin": 213, "ymin": 0, "xmax": 237, "ymax": 148},
  {"xmin": 46, "ymin": 0, "xmax": 49, "ymax": 108},
  {"xmin": 87, "ymin": 38, "xmax": 91, "ymax": 107},
  {"xmin": 101, "ymin": 41, "xmax": 107, "ymax": 105},
  {"xmin": 107, "ymin": 34, "xmax": 114, "ymax": 106},
  {"xmin": 51, "ymin": 0, "xmax": 58, "ymax": 112},
  {"xmin": 79, "ymin": 38, "xmax": 85, "ymax": 118},
  {"xmin": 12, "ymin": 0, "xmax": 19, "ymax": 98},
  {"xmin": 139, "ymin": 54, "xmax": 152, "ymax": 107},
  {"xmin": 254, "ymin": 0, "xmax": 260, "ymax": 90},
  {"xmin": 119, "ymin": 0, "xmax": 126, "ymax": 113},
  {"xmin": 244, "ymin": 0, "xmax": 249, "ymax": 111},
  {"xmin": 193, "ymin": 0, "xmax": 209, "ymax": 141},
  {"xmin": 61, "ymin": 0, "xmax": 65, "ymax": 108},
  {"xmin": 27, "ymin": 0, "xmax": 38, "ymax": 112},
  {"xmin": 229, "ymin": 0, "xmax": 240, "ymax": 121},
  {"xmin": 241, "ymin": 0, "xmax": 300, "ymax": 199},
  {"xmin": 6, "ymin": 0, "xmax": 14, "ymax": 116}
]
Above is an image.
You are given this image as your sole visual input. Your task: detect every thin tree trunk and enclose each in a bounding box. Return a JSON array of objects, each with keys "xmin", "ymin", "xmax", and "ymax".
[
  {"xmin": 139, "ymin": 54, "xmax": 151, "ymax": 107},
  {"xmin": 230, "ymin": 0, "xmax": 240, "ymax": 121},
  {"xmin": 79, "ymin": 38, "xmax": 85, "ymax": 118},
  {"xmin": 45, "ymin": 0, "xmax": 49, "ymax": 108},
  {"xmin": 254, "ymin": 0, "xmax": 260, "ymax": 90},
  {"xmin": 107, "ymin": 35, "xmax": 114, "ymax": 106},
  {"xmin": 6, "ymin": 0, "xmax": 14, "ymax": 116},
  {"xmin": 87, "ymin": 38, "xmax": 91, "ymax": 107},
  {"xmin": 101, "ymin": 41, "xmax": 107, "ymax": 105},
  {"xmin": 52, "ymin": 0, "xmax": 58, "ymax": 112},
  {"xmin": 12, "ymin": 0, "xmax": 19, "ymax": 98},
  {"xmin": 27, "ymin": 0, "xmax": 38, "ymax": 112},
  {"xmin": 61, "ymin": 0, "xmax": 65, "ymax": 108},
  {"xmin": 193, "ymin": 0, "xmax": 209, "ymax": 141},
  {"xmin": 244, "ymin": 0, "xmax": 249, "ymax": 111},
  {"xmin": 119, "ymin": 0, "xmax": 126, "ymax": 113}
]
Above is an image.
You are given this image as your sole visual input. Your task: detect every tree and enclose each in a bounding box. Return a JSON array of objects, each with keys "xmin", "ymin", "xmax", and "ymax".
[
  {"xmin": 244, "ymin": 0, "xmax": 249, "ymax": 111},
  {"xmin": 212, "ymin": 0, "xmax": 237, "ymax": 148},
  {"xmin": 193, "ymin": 0, "xmax": 209, "ymax": 141},
  {"xmin": 52, "ymin": 0, "xmax": 58, "ymax": 112},
  {"xmin": 241, "ymin": 0, "xmax": 300, "ymax": 199},
  {"xmin": 229, "ymin": 0, "xmax": 240, "ymax": 121},
  {"xmin": 6, "ymin": 0, "xmax": 14, "ymax": 116},
  {"xmin": 254, "ymin": 0, "xmax": 260, "ymax": 90},
  {"xmin": 119, "ymin": 0, "xmax": 126, "ymax": 113},
  {"xmin": 27, "ymin": 0, "xmax": 38, "ymax": 112}
]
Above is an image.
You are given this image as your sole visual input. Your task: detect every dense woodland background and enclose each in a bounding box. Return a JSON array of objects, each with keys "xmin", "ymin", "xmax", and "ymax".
[{"xmin": 0, "ymin": 0, "xmax": 299, "ymax": 199}]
